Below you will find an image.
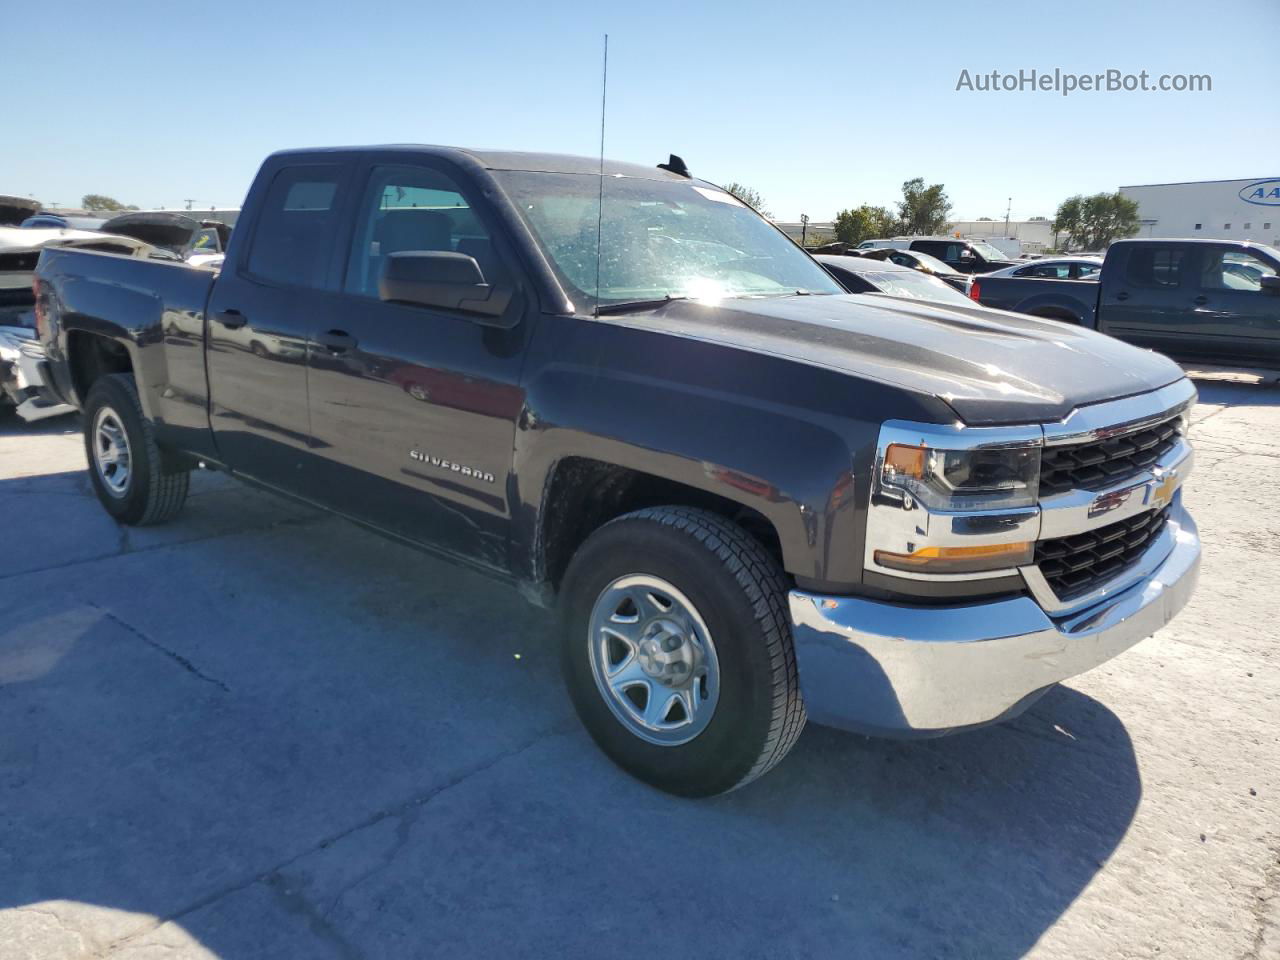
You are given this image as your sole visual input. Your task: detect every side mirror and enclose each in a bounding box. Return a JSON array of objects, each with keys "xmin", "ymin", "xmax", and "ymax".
[
  {"xmin": 379, "ymin": 251, "xmax": 514, "ymax": 324},
  {"xmin": 1261, "ymin": 275, "xmax": 1280, "ymax": 295}
]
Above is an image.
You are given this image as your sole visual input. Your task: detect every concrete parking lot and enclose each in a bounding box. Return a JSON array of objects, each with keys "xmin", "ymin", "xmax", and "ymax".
[{"xmin": 1, "ymin": 373, "xmax": 1277, "ymax": 960}]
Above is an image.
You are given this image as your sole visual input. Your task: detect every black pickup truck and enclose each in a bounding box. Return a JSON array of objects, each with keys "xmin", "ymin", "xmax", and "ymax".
[
  {"xmin": 972, "ymin": 238, "xmax": 1280, "ymax": 367},
  {"xmin": 34, "ymin": 145, "xmax": 1201, "ymax": 795}
]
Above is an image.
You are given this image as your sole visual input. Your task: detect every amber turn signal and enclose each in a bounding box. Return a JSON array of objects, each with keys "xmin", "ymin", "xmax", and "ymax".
[
  {"xmin": 884, "ymin": 443, "xmax": 926, "ymax": 479},
  {"xmin": 874, "ymin": 541, "xmax": 1033, "ymax": 575}
]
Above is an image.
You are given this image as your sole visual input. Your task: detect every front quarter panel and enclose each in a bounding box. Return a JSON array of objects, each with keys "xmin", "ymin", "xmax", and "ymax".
[{"xmin": 513, "ymin": 314, "xmax": 955, "ymax": 590}]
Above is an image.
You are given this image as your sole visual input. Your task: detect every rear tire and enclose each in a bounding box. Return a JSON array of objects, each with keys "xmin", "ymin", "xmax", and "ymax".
[
  {"xmin": 83, "ymin": 373, "xmax": 189, "ymax": 525},
  {"xmin": 560, "ymin": 507, "xmax": 806, "ymax": 797}
]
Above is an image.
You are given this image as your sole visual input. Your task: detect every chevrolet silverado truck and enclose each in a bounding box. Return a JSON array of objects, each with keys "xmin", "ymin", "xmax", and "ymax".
[
  {"xmin": 972, "ymin": 238, "xmax": 1280, "ymax": 367},
  {"xmin": 34, "ymin": 145, "xmax": 1201, "ymax": 796}
]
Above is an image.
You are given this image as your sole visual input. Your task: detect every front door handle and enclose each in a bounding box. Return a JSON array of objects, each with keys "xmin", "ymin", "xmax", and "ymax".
[
  {"xmin": 216, "ymin": 309, "xmax": 248, "ymax": 330},
  {"xmin": 317, "ymin": 329, "xmax": 357, "ymax": 353},
  {"xmin": 1114, "ymin": 291, "xmax": 1130, "ymax": 302},
  {"xmin": 1193, "ymin": 295, "xmax": 1209, "ymax": 305}
]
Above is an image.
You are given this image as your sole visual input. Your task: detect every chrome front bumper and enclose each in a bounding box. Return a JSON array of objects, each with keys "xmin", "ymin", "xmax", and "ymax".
[{"xmin": 788, "ymin": 502, "xmax": 1200, "ymax": 737}]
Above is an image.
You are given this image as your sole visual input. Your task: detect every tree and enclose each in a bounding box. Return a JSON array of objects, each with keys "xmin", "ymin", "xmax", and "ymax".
[
  {"xmin": 833, "ymin": 204, "xmax": 896, "ymax": 246},
  {"xmin": 1052, "ymin": 192, "xmax": 1140, "ymax": 250},
  {"xmin": 721, "ymin": 182, "xmax": 770, "ymax": 218},
  {"xmin": 977, "ymin": 216, "xmax": 994, "ymax": 221},
  {"xmin": 81, "ymin": 194, "xmax": 130, "ymax": 212},
  {"xmin": 897, "ymin": 177, "xmax": 952, "ymax": 235}
]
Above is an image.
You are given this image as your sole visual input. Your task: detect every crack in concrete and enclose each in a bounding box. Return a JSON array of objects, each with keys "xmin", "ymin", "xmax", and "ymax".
[
  {"xmin": 96, "ymin": 723, "xmax": 576, "ymax": 957},
  {"xmin": 88, "ymin": 603, "xmax": 230, "ymax": 694},
  {"xmin": 1243, "ymin": 841, "xmax": 1280, "ymax": 960}
]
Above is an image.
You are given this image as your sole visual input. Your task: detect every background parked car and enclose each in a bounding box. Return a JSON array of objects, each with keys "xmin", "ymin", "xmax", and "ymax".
[
  {"xmin": 0, "ymin": 195, "xmax": 40, "ymax": 227},
  {"xmin": 815, "ymin": 254, "xmax": 977, "ymax": 307},
  {"xmin": 854, "ymin": 238, "xmax": 910, "ymax": 251},
  {"xmin": 903, "ymin": 237, "xmax": 1019, "ymax": 274},
  {"xmin": 19, "ymin": 213, "xmax": 110, "ymax": 231},
  {"xmin": 855, "ymin": 248, "xmax": 970, "ymax": 293},
  {"xmin": 100, "ymin": 211, "xmax": 232, "ymax": 263},
  {"xmin": 1, "ymin": 227, "xmax": 153, "ymax": 420},
  {"xmin": 852, "ymin": 237, "xmax": 1020, "ymax": 273},
  {"xmin": 982, "ymin": 257, "xmax": 1104, "ymax": 281}
]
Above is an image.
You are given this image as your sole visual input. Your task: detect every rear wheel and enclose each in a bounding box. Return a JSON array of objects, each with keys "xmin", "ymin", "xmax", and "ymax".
[
  {"xmin": 560, "ymin": 507, "xmax": 806, "ymax": 796},
  {"xmin": 83, "ymin": 373, "xmax": 189, "ymax": 525}
]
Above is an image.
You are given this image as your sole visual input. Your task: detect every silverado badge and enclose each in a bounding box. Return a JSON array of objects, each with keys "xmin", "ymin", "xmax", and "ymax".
[{"xmin": 410, "ymin": 449, "xmax": 496, "ymax": 484}]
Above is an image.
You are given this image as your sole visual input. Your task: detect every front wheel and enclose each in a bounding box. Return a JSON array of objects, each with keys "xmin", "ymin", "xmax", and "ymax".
[
  {"xmin": 560, "ymin": 507, "xmax": 806, "ymax": 796},
  {"xmin": 83, "ymin": 373, "xmax": 189, "ymax": 525}
]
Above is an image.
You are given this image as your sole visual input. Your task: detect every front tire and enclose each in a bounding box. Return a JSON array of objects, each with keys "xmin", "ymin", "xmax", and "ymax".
[
  {"xmin": 83, "ymin": 373, "xmax": 189, "ymax": 525},
  {"xmin": 560, "ymin": 507, "xmax": 806, "ymax": 796}
]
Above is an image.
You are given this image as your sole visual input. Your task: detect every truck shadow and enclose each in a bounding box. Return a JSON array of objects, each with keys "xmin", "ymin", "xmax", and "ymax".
[
  {"xmin": 0, "ymin": 468, "xmax": 1142, "ymax": 959},
  {"xmin": 0, "ymin": 410, "xmax": 79, "ymax": 437}
]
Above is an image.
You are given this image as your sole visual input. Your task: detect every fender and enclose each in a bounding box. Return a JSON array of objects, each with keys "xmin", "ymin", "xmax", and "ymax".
[{"xmin": 511, "ymin": 314, "xmax": 955, "ymax": 592}]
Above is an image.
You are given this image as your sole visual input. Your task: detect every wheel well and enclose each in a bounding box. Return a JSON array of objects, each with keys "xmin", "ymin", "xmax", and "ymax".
[
  {"xmin": 1029, "ymin": 306, "xmax": 1081, "ymax": 324},
  {"xmin": 539, "ymin": 457, "xmax": 785, "ymax": 590},
  {"xmin": 68, "ymin": 331, "xmax": 134, "ymax": 401}
]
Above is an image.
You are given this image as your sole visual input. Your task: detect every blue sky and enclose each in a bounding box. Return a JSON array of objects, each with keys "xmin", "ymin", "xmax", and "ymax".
[{"xmin": 5, "ymin": 0, "xmax": 1277, "ymax": 221}]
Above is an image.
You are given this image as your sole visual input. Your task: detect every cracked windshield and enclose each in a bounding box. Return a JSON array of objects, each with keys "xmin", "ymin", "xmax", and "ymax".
[{"xmin": 497, "ymin": 171, "xmax": 843, "ymax": 309}]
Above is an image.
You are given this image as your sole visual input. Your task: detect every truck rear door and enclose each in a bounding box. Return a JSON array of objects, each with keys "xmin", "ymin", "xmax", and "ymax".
[
  {"xmin": 302, "ymin": 155, "xmax": 529, "ymax": 572},
  {"xmin": 204, "ymin": 158, "xmax": 356, "ymax": 491}
]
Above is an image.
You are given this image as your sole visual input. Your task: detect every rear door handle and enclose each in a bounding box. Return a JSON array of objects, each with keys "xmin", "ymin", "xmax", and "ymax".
[
  {"xmin": 1114, "ymin": 291, "xmax": 1130, "ymax": 302},
  {"xmin": 317, "ymin": 329, "xmax": 357, "ymax": 353},
  {"xmin": 1193, "ymin": 295, "xmax": 1208, "ymax": 305},
  {"xmin": 215, "ymin": 309, "xmax": 247, "ymax": 330}
]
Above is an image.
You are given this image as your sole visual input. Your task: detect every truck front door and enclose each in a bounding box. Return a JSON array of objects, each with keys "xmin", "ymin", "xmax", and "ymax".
[
  {"xmin": 304, "ymin": 158, "xmax": 529, "ymax": 572},
  {"xmin": 1181, "ymin": 245, "xmax": 1280, "ymax": 366},
  {"xmin": 205, "ymin": 159, "xmax": 354, "ymax": 492}
]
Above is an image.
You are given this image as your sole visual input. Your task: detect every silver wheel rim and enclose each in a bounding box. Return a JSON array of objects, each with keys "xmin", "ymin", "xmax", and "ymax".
[
  {"xmin": 92, "ymin": 406, "xmax": 132, "ymax": 498},
  {"xmin": 587, "ymin": 574, "xmax": 720, "ymax": 746}
]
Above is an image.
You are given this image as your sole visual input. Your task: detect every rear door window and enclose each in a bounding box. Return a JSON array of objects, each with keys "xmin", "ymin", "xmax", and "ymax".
[
  {"xmin": 1123, "ymin": 246, "xmax": 1188, "ymax": 288},
  {"xmin": 245, "ymin": 165, "xmax": 344, "ymax": 289}
]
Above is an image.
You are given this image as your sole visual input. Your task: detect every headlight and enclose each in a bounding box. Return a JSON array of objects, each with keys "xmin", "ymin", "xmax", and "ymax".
[{"xmin": 880, "ymin": 442, "xmax": 1040, "ymax": 511}]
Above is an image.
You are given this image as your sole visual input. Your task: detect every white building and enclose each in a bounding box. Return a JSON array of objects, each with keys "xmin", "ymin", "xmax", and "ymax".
[
  {"xmin": 1119, "ymin": 178, "xmax": 1280, "ymax": 248},
  {"xmin": 946, "ymin": 219, "xmax": 1056, "ymax": 254}
]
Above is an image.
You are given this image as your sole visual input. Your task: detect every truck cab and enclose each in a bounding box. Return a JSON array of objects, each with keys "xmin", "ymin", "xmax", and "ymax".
[{"xmin": 907, "ymin": 237, "xmax": 1019, "ymax": 274}]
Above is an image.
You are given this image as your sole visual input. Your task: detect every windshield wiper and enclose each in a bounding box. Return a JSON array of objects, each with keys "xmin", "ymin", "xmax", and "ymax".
[{"xmin": 594, "ymin": 295, "xmax": 690, "ymax": 315}]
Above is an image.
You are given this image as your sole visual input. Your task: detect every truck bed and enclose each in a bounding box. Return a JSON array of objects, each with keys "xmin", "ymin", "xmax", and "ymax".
[
  {"xmin": 36, "ymin": 246, "xmax": 217, "ymax": 444},
  {"xmin": 972, "ymin": 274, "xmax": 1100, "ymax": 326}
]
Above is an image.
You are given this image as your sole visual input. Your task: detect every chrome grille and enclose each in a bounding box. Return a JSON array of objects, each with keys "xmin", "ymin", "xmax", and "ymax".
[
  {"xmin": 1039, "ymin": 416, "xmax": 1182, "ymax": 497},
  {"xmin": 1034, "ymin": 506, "xmax": 1171, "ymax": 601}
]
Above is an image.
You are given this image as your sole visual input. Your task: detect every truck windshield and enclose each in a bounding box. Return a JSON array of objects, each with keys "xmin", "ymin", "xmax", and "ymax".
[
  {"xmin": 969, "ymin": 240, "xmax": 1008, "ymax": 261},
  {"xmin": 495, "ymin": 171, "xmax": 843, "ymax": 310}
]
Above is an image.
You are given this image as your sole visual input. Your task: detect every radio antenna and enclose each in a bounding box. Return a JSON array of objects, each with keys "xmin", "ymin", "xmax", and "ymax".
[{"xmin": 593, "ymin": 34, "xmax": 608, "ymax": 318}]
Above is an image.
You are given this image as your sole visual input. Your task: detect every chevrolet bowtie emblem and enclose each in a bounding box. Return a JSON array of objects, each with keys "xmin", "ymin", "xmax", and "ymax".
[{"xmin": 1148, "ymin": 470, "xmax": 1179, "ymax": 510}]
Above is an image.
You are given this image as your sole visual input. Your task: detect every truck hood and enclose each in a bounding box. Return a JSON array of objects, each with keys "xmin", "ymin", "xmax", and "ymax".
[{"xmin": 607, "ymin": 293, "xmax": 1186, "ymax": 425}]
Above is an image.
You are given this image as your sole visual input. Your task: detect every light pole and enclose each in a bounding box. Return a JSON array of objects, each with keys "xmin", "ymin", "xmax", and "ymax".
[{"xmin": 800, "ymin": 213, "xmax": 809, "ymax": 248}]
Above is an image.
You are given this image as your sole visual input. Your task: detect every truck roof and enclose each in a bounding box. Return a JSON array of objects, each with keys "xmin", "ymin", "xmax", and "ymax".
[{"xmin": 269, "ymin": 144, "xmax": 691, "ymax": 182}]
